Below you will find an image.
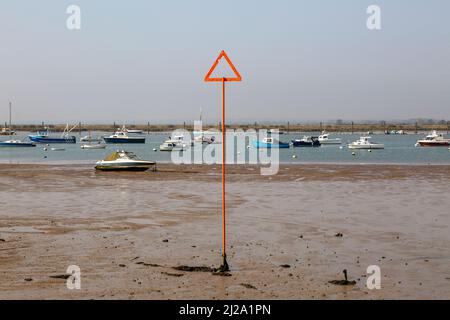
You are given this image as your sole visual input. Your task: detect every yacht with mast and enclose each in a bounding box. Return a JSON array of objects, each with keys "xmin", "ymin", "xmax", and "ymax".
[{"xmin": 0, "ymin": 102, "xmax": 36, "ymax": 147}]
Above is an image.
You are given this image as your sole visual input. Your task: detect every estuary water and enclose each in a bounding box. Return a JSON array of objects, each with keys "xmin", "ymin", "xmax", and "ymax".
[{"xmin": 0, "ymin": 131, "xmax": 449, "ymax": 165}]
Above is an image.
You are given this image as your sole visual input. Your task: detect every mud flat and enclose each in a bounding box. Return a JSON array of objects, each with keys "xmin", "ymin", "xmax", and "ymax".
[{"xmin": 0, "ymin": 163, "xmax": 449, "ymax": 299}]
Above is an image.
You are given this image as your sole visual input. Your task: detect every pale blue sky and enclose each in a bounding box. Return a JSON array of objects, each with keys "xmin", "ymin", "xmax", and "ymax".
[{"xmin": 1, "ymin": 0, "xmax": 449, "ymax": 124}]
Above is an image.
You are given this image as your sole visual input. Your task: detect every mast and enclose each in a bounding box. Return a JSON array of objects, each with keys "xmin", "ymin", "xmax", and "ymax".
[{"xmin": 9, "ymin": 102, "xmax": 12, "ymax": 138}]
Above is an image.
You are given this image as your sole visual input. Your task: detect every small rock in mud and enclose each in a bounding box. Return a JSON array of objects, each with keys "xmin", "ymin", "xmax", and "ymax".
[
  {"xmin": 24, "ymin": 278, "xmax": 33, "ymax": 282},
  {"xmin": 162, "ymin": 239, "xmax": 169, "ymax": 243},
  {"xmin": 279, "ymin": 264, "xmax": 291, "ymax": 268},
  {"xmin": 119, "ymin": 264, "xmax": 126, "ymax": 267},
  {"xmin": 0, "ymin": 239, "xmax": 5, "ymax": 242},
  {"xmin": 240, "ymin": 283, "xmax": 257, "ymax": 290},
  {"xmin": 335, "ymin": 233, "xmax": 343, "ymax": 237}
]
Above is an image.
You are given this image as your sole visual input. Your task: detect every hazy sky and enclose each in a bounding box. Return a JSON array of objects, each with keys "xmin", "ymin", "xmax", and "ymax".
[{"xmin": 1, "ymin": 0, "xmax": 449, "ymax": 124}]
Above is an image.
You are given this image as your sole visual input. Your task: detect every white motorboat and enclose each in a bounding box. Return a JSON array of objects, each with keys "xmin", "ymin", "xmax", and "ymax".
[
  {"xmin": 348, "ymin": 136, "xmax": 384, "ymax": 149},
  {"xmin": 95, "ymin": 150, "xmax": 155, "ymax": 171},
  {"xmin": 318, "ymin": 131, "xmax": 342, "ymax": 145},
  {"xmin": 81, "ymin": 143, "xmax": 107, "ymax": 149},
  {"xmin": 159, "ymin": 134, "xmax": 191, "ymax": 151},
  {"xmin": 103, "ymin": 126, "xmax": 146, "ymax": 144},
  {"xmin": 415, "ymin": 130, "xmax": 450, "ymax": 147},
  {"xmin": 125, "ymin": 129, "xmax": 144, "ymax": 134}
]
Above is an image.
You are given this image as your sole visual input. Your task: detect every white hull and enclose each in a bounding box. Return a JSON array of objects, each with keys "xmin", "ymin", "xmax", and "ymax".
[
  {"xmin": 319, "ymin": 139, "xmax": 342, "ymax": 145},
  {"xmin": 348, "ymin": 144, "xmax": 384, "ymax": 149},
  {"xmin": 81, "ymin": 144, "xmax": 107, "ymax": 149}
]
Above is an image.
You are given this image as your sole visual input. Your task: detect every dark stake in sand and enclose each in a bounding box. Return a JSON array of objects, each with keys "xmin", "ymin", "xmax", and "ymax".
[{"xmin": 329, "ymin": 269, "xmax": 356, "ymax": 286}]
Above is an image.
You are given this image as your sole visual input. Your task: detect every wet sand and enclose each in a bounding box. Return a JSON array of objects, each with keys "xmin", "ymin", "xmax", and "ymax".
[{"xmin": 0, "ymin": 163, "xmax": 449, "ymax": 299}]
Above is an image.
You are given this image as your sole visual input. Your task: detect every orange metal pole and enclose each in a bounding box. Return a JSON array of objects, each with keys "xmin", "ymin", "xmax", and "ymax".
[{"xmin": 221, "ymin": 78, "xmax": 227, "ymax": 271}]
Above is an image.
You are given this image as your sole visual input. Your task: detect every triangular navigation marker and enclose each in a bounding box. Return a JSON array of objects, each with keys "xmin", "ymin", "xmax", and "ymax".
[
  {"xmin": 203, "ymin": 50, "xmax": 242, "ymax": 273},
  {"xmin": 204, "ymin": 50, "xmax": 242, "ymax": 82}
]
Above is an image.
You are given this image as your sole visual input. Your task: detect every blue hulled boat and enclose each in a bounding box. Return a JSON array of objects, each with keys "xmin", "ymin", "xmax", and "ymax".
[
  {"xmin": 253, "ymin": 137, "xmax": 290, "ymax": 148},
  {"xmin": 29, "ymin": 125, "xmax": 77, "ymax": 143},
  {"xmin": 292, "ymin": 136, "xmax": 321, "ymax": 147},
  {"xmin": 103, "ymin": 126, "xmax": 146, "ymax": 144},
  {"xmin": 0, "ymin": 140, "xmax": 36, "ymax": 147}
]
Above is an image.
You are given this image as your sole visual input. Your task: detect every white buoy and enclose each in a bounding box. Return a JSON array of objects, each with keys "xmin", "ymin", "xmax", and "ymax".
[
  {"xmin": 339, "ymin": 146, "xmax": 344, "ymax": 149},
  {"xmin": 247, "ymin": 145, "xmax": 250, "ymax": 149},
  {"xmin": 352, "ymin": 152, "xmax": 356, "ymax": 156},
  {"xmin": 43, "ymin": 147, "xmax": 47, "ymax": 151},
  {"xmin": 292, "ymin": 155, "xmax": 297, "ymax": 159},
  {"xmin": 368, "ymin": 149, "xmax": 372, "ymax": 152},
  {"xmin": 153, "ymin": 148, "xmax": 157, "ymax": 151}
]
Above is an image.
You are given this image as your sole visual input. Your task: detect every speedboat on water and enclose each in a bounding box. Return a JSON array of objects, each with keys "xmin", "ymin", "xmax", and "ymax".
[
  {"xmin": 415, "ymin": 130, "xmax": 450, "ymax": 147},
  {"xmin": 29, "ymin": 125, "xmax": 77, "ymax": 143},
  {"xmin": 292, "ymin": 136, "xmax": 320, "ymax": 147},
  {"xmin": 0, "ymin": 140, "xmax": 35, "ymax": 147},
  {"xmin": 95, "ymin": 150, "xmax": 155, "ymax": 171},
  {"xmin": 103, "ymin": 126, "xmax": 146, "ymax": 144},
  {"xmin": 159, "ymin": 141, "xmax": 186, "ymax": 151},
  {"xmin": 81, "ymin": 143, "xmax": 107, "ymax": 149},
  {"xmin": 348, "ymin": 136, "xmax": 384, "ymax": 149},
  {"xmin": 318, "ymin": 131, "xmax": 342, "ymax": 145},
  {"xmin": 159, "ymin": 135, "xmax": 189, "ymax": 151},
  {"xmin": 253, "ymin": 137, "xmax": 290, "ymax": 148}
]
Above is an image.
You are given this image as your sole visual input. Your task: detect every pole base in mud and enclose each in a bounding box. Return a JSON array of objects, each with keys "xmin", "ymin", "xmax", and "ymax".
[{"xmin": 219, "ymin": 254, "xmax": 229, "ymax": 272}]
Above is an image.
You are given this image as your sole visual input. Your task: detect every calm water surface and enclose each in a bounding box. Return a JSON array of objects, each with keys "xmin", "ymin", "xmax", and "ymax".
[{"xmin": 1, "ymin": 131, "xmax": 449, "ymax": 165}]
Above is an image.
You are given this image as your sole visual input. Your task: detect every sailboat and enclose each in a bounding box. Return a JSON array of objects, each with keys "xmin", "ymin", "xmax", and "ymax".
[
  {"xmin": 0, "ymin": 102, "xmax": 36, "ymax": 147},
  {"xmin": 81, "ymin": 131, "xmax": 106, "ymax": 149}
]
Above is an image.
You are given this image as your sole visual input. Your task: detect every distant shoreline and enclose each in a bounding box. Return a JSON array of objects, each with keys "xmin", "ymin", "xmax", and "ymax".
[{"xmin": 3, "ymin": 122, "xmax": 450, "ymax": 133}]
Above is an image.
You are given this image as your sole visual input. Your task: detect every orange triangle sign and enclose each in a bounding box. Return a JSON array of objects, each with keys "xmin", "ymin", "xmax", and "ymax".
[{"xmin": 204, "ymin": 50, "xmax": 242, "ymax": 82}]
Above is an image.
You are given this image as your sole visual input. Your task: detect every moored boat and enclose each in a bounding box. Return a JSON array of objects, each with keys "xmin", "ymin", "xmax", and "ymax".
[
  {"xmin": 159, "ymin": 135, "xmax": 189, "ymax": 151},
  {"xmin": 81, "ymin": 131, "xmax": 103, "ymax": 142},
  {"xmin": 0, "ymin": 140, "xmax": 35, "ymax": 147},
  {"xmin": 29, "ymin": 124, "xmax": 77, "ymax": 143},
  {"xmin": 0, "ymin": 128, "xmax": 15, "ymax": 136},
  {"xmin": 0, "ymin": 103, "xmax": 33, "ymax": 146},
  {"xmin": 318, "ymin": 131, "xmax": 342, "ymax": 145},
  {"xmin": 415, "ymin": 131, "xmax": 450, "ymax": 147},
  {"xmin": 95, "ymin": 150, "xmax": 155, "ymax": 171},
  {"xmin": 292, "ymin": 136, "xmax": 321, "ymax": 147},
  {"xmin": 103, "ymin": 126, "xmax": 146, "ymax": 144},
  {"xmin": 81, "ymin": 143, "xmax": 107, "ymax": 149},
  {"xmin": 348, "ymin": 136, "xmax": 384, "ymax": 149},
  {"xmin": 253, "ymin": 137, "xmax": 290, "ymax": 148},
  {"xmin": 125, "ymin": 129, "xmax": 144, "ymax": 134}
]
